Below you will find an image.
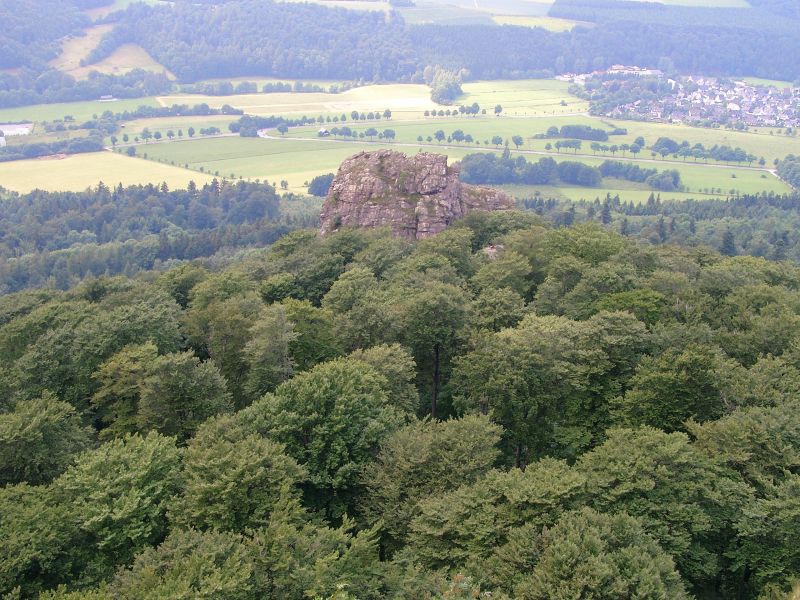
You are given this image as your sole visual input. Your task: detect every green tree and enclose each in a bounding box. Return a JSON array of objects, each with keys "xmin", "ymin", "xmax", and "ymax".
[
  {"xmin": 409, "ymin": 458, "xmax": 584, "ymax": 572},
  {"xmin": 347, "ymin": 343, "xmax": 419, "ymax": 415},
  {"xmin": 54, "ymin": 432, "xmax": 182, "ymax": 581},
  {"xmin": 155, "ymin": 263, "xmax": 208, "ymax": 309},
  {"xmin": 242, "ymin": 304, "xmax": 297, "ymax": 399},
  {"xmin": 577, "ymin": 428, "xmax": 748, "ymax": 589},
  {"xmin": 240, "ymin": 358, "xmax": 404, "ymax": 518},
  {"xmin": 91, "ymin": 342, "xmax": 159, "ymax": 439},
  {"xmin": 467, "ymin": 287, "xmax": 528, "ymax": 332},
  {"xmin": 0, "ymin": 484, "xmax": 78, "ymax": 597},
  {"xmin": 511, "ymin": 135, "xmax": 523, "ymax": 149},
  {"xmin": 393, "ymin": 278, "xmax": 468, "ymax": 417},
  {"xmin": 108, "ymin": 528, "xmax": 258, "ymax": 600},
  {"xmin": 689, "ymin": 401, "xmax": 800, "ymax": 491},
  {"xmin": 0, "ymin": 391, "xmax": 93, "ymax": 485},
  {"xmin": 722, "ymin": 229, "xmax": 737, "ymax": 256},
  {"xmin": 170, "ymin": 414, "xmax": 305, "ymax": 532},
  {"xmin": 733, "ymin": 476, "xmax": 800, "ymax": 596},
  {"xmin": 282, "ymin": 298, "xmax": 343, "ymax": 372},
  {"xmin": 322, "ymin": 267, "xmax": 379, "ymax": 314},
  {"xmin": 612, "ymin": 344, "xmax": 733, "ymax": 432},
  {"xmin": 361, "ymin": 415, "xmax": 502, "ymax": 552},
  {"xmin": 514, "ymin": 508, "xmax": 690, "ymax": 600},
  {"xmin": 137, "ymin": 350, "xmax": 232, "ymax": 442},
  {"xmin": 470, "ymin": 249, "xmax": 532, "ymax": 297},
  {"xmin": 454, "ymin": 312, "xmax": 647, "ymax": 464}
]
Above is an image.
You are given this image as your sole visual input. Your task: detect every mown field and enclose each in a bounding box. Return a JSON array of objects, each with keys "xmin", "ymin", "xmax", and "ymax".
[
  {"xmin": 0, "ymin": 152, "xmax": 213, "ymax": 193},
  {"xmin": 115, "ymin": 116, "xmax": 240, "ymax": 139},
  {"xmin": 67, "ymin": 44, "xmax": 175, "ymax": 80},
  {"xmin": 281, "ymin": 114, "xmax": 800, "ymax": 166},
  {"xmin": 155, "ymin": 84, "xmax": 439, "ymax": 120},
  {"xmin": 49, "ymin": 24, "xmax": 115, "ymax": 75},
  {"xmin": 4, "ymin": 77, "xmax": 796, "ymax": 201},
  {"xmin": 0, "ymin": 97, "xmax": 161, "ymax": 123},
  {"xmin": 129, "ymin": 133, "xmax": 790, "ymax": 199},
  {"xmin": 491, "ymin": 15, "xmax": 590, "ymax": 30}
]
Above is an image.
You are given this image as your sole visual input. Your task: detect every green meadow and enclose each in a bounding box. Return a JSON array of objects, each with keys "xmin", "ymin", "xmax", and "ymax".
[
  {"xmin": 2, "ymin": 77, "xmax": 796, "ymax": 201},
  {"xmin": 0, "ymin": 152, "xmax": 213, "ymax": 193},
  {"xmin": 130, "ymin": 133, "xmax": 790, "ymax": 198},
  {"xmin": 0, "ymin": 97, "xmax": 161, "ymax": 124}
]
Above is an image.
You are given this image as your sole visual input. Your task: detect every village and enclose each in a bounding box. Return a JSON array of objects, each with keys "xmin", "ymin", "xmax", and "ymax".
[{"xmin": 560, "ymin": 66, "xmax": 800, "ymax": 128}]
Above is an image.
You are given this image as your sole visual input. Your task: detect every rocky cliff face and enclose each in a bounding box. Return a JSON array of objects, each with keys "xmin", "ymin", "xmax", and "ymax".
[{"xmin": 319, "ymin": 150, "xmax": 514, "ymax": 239}]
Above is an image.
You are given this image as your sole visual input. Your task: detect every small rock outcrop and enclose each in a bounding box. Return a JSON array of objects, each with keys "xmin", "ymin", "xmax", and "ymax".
[{"xmin": 319, "ymin": 150, "xmax": 514, "ymax": 239}]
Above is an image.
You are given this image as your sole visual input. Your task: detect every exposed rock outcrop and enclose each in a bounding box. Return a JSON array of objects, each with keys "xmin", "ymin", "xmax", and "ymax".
[{"xmin": 319, "ymin": 150, "xmax": 514, "ymax": 239}]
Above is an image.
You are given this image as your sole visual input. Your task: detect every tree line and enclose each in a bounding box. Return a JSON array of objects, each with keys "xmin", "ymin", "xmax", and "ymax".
[
  {"xmin": 459, "ymin": 152, "xmax": 602, "ymax": 186},
  {"xmin": 599, "ymin": 160, "xmax": 683, "ymax": 191},
  {"xmin": 523, "ymin": 189, "xmax": 800, "ymax": 262}
]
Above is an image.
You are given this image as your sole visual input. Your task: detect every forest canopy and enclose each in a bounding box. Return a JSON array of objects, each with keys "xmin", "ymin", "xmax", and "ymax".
[{"xmin": 1, "ymin": 211, "xmax": 800, "ymax": 598}]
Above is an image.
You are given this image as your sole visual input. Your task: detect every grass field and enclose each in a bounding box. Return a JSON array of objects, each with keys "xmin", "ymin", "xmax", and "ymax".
[
  {"xmin": 498, "ymin": 184, "xmax": 730, "ymax": 203},
  {"xmin": 180, "ymin": 77, "xmax": 355, "ymax": 91},
  {"xmin": 67, "ymin": 44, "xmax": 175, "ymax": 80},
  {"xmin": 459, "ymin": 80, "xmax": 589, "ymax": 116},
  {"xmin": 491, "ymin": 15, "xmax": 591, "ymax": 30},
  {"xmin": 4, "ymin": 76, "xmax": 795, "ymax": 200},
  {"xmin": 285, "ymin": 111, "xmax": 800, "ymax": 165},
  {"xmin": 398, "ymin": 4, "xmax": 494, "ymax": 24},
  {"xmin": 0, "ymin": 152, "xmax": 213, "ymax": 193},
  {"xmin": 625, "ymin": 0, "xmax": 749, "ymax": 4},
  {"xmin": 49, "ymin": 24, "xmax": 114, "ymax": 74},
  {"xmin": 0, "ymin": 98, "xmax": 160, "ymax": 124},
  {"xmin": 85, "ymin": 0, "xmax": 159, "ymax": 20},
  {"xmin": 133, "ymin": 137, "xmax": 401, "ymax": 191},
  {"xmin": 156, "ymin": 84, "xmax": 438, "ymax": 120},
  {"xmin": 116, "ymin": 116, "xmax": 240, "ymax": 140},
  {"xmin": 276, "ymin": 0, "xmax": 390, "ymax": 10},
  {"xmin": 742, "ymin": 77, "xmax": 794, "ymax": 88},
  {"xmin": 131, "ymin": 134, "xmax": 790, "ymax": 198}
]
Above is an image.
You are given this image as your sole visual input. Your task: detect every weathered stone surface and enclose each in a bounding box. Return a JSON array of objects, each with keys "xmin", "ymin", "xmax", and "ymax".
[{"xmin": 319, "ymin": 150, "xmax": 514, "ymax": 239}]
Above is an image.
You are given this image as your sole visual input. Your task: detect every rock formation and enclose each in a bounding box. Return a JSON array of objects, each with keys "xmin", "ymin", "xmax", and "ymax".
[{"xmin": 319, "ymin": 150, "xmax": 514, "ymax": 239}]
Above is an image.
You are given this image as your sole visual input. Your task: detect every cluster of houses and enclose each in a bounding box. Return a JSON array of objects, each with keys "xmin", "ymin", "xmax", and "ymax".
[
  {"xmin": 608, "ymin": 77, "xmax": 800, "ymax": 127},
  {"xmin": 0, "ymin": 123, "xmax": 33, "ymax": 149},
  {"xmin": 560, "ymin": 66, "xmax": 800, "ymax": 127},
  {"xmin": 557, "ymin": 64, "xmax": 664, "ymax": 85}
]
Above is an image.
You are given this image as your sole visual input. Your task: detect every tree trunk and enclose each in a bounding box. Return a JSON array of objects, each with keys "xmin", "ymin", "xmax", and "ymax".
[{"xmin": 431, "ymin": 343, "xmax": 440, "ymax": 418}]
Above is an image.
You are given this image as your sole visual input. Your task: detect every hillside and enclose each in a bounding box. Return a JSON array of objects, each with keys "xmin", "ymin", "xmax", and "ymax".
[{"xmin": 5, "ymin": 0, "xmax": 800, "ymax": 109}]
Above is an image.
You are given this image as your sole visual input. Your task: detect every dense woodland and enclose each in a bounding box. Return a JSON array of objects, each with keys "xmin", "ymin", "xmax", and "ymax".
[
  {"xmin": 525, "ymin": 191, "xmax": 800, "ymax": 263},
  {"xmin": 1, "ymin": 211, "xmax": 799, "ymax": 598},
  {"xmin": 0, "ymin": 181, "xmax": 318, "ymax": 293},
  {"xmin": 3, "ymin": 0, "xmax": 800, "ymax": 597}
]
